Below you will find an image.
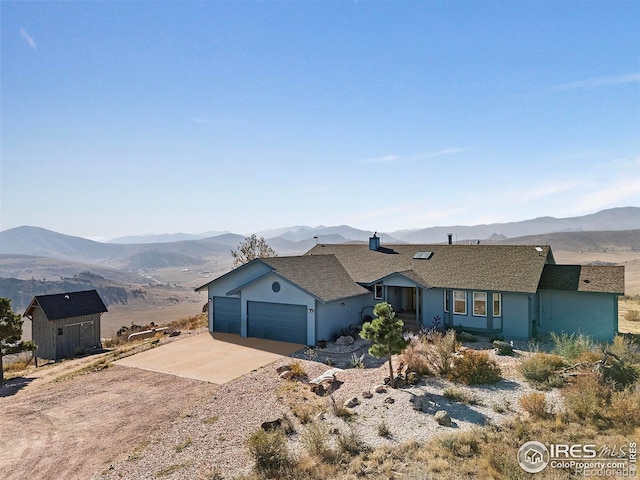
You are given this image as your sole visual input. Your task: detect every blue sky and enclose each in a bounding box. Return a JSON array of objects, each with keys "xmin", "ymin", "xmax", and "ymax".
[{"xmin": 2, "ymin": 1, "xmax": 639, "ymax": 240}]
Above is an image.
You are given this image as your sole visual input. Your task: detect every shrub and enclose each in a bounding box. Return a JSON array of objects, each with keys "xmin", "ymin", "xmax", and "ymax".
[
  {"xmin": 301, "ymin": 422, "xmax": 335, "ymax": 462},
  {"xmin": 377, "ymin": 421, "xmax": 391, "ymax": 438},
  {"xmin": 329, "ymin": 396, "xmax": 356, "ymax": 421},
  {"xmin": 551, "ymin": 332, "xmax": 599, "ymax": 361},
  {"xmin": 443, "ymin": 386, "xmax": 479, "ymax": 405},
  {"xmin": 423, "ymin": 329, "xmax": 458, "ymax": 376},
  {"xmin": 447, "ymin": 350, "xmax": 501, "ymax": 385},
  {"xmin": 437, "ymin": 430, "xmax": 481, "ymax": 458},
  {"xmin": 336, "ymin": 426, "xmax": 371, "ymax": 457},
  {"xmin": 624, "ymin": 310, "xmax": 640, "ymax": 322},
  {"xmin": 246, "ymin": 429, "xmax": 293, "ymax": 478},
  {"xmin": 608, "ymin": 387, "xmax": 640, "ymax": 433},
  {"xmin": 608, "ymin": 335, "xmax": 640, "ymax": 364},
  {"xmin": 518, "ymin": 392, "xmax": 552, "ymax": 419},
  {"xmin": 518, "ymin": 353, "xmax": 566, "ymax": 388},
  {"xmin": 400, "ymin": 338, "xmax": 432, "ymax": 376},
  {"xmin": 288, "ymin": 360, "xmax": 307, "ymax": 380},
  {"xmin": 350, "ymin": 352, "xmax": 365, "ymax": 369},
  {"xmin": 563, "ymin": 373, "xmax": 611, "ymax": 421}
]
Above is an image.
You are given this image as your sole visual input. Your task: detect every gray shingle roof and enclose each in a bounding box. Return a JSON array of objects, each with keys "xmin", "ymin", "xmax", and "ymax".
[
  {"xmin": 260, "ymin": 255, "xmax": 370, "ymax": 302},
  {"xmin": 538, "ymin": 264, "xmax": 625, "ymax": 294},
  {"xmin": 306, "ymin": 244, "xmax": 554, "ymax": 293},
  {"xmin": 24, "ymin": 289, "xmax": 108, "ymax": 320}
]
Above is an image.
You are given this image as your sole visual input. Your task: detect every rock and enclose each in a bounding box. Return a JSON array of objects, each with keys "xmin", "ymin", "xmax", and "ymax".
[
  {"xmin": 394, "ymin": 375, "xmax": 407, "ymax": 388},
  {"xmin": 457, "ymin": 331, "xmax": 478, "ymax": 342},
  {"xmin": 344, "ymin": 397, "xmax": 360, "ymax": 408},
  {"xmin": 362, "ymin": 390, "xmax": 373, "ymax": 399},
  {"xmin": 493, "ymin": 340, "xmax": 514, "ymax": 355},
  {"xmin": 374, "ymin": 385, "xmax": 387, "ymax": 394},
  {"xmin": 335, "ymin": 335, "xmax": 355, "ymax": 346},
  {"xmin": 310, "ymin": 383, "xmax": 325, "ymax": 395},
  {"xmin": 279, "ymin": 370, "xmax": 295, "ymax": 380},
  {"xmin": 383, "ymin": 397, "xmax": 395, "ymax": 404},
  {"xmin": 276, "ymin": 365, "xmax": 292, "ymax": 374},
  {"xmin": 407, "ymin": 372, "xmax": 419, "ymax": 385},
  {"xmin": 434, "ymin": 410, "xmax": 452, "ymax": 427},
  {"xmin": 261, "ymin": 419, "xmax": 282, "ymax": 431},
  {"xmin": 316, "ymin": 340, "xmax": 327, "ymax": 348}
]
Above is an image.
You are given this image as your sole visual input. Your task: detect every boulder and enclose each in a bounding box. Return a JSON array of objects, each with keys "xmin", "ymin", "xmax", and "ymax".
[
  {"xmin": 344, "ymin": 397, "xmax": 360, "ymax": 408},
  {"xmin": 457, "ymin": 331, "xmax": 478, "ymax": 342},
  {"xmin": 383, "ymin": 397, "xmax": 395, "ymax": 404},
  {"xmin": 374, "ymin": 385, "xmax": 387, "ymax": 394},
  {"xmin": 394, "ymin": 375, "xmax": 407, "ymax": 388},
  {"xmin": 362, "ymin": 390, "xmax": 373, "ymax": 399},
  {"xmin": 276, "ymin": 365, "xmax": 292, "ymax": 374},
  {"xmin": 335, "ymin": 335, "xmax": 355, "ymax": 346},
  {"xmin": 407, "ymin": 371, "xmax": 419, "ymax": 385},
  {"xmin": 434, "ymin": 410, "xmax": 452, "ymax": 427},
  {"xmin": 261, "ymin": 419, "xmax": 282, "ymax": 431},
  {"xmin": 493, "ymin": 340, "xmax": 514, "ymax": 355},
  {"xmin": 279, "ymin": 370, "xmax": 295, "ymax": 380}
]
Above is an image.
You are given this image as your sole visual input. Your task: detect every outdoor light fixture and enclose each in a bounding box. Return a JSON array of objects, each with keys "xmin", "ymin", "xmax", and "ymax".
[{"xmin": 308, "ymin": 308, "xmax": 314, "ymax": 313}]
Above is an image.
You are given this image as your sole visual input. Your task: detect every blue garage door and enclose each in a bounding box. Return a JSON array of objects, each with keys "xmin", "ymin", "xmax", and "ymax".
[
  {"xmin": 247, "ymin": 301, "xmax": 307, "ymax": 344},
  {"xmin": 213, "ymin": 297, "xmax": 241, "ymax": 334}
]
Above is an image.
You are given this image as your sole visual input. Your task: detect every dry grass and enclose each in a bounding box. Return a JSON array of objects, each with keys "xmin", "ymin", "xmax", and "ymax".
[{"xmin": 518, "ymin": 392, "xmax": 552, "ymax": 419}]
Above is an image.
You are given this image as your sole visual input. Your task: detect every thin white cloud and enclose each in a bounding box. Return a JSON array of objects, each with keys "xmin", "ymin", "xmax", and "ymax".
[
  {"xmin": 519, "ymin": 180, "xmax": 583, "ymax": 202},
  {"xmin": 575, "ymin": 178, "xmax": 640, "ymax": 214},
  {"xmin": 20, "ymin": 28, "xmax": 36, "ymax": 50},
  {"xmin": 363, "ymin": 148, "xmax": 465, "ymax": 164},
  {"xmin": 554, "ymin": 72, "xmax": 640, "ymax": 90}
]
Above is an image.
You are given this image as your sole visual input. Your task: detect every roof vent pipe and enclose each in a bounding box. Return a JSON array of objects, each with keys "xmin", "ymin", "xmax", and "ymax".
[
  {"xmin": 447, "ymin": 233, "xmax": 453, "ymax": 245},
  {"xmin": 369, "ymin": 232, "xmax": 380, "ymax": 251}
]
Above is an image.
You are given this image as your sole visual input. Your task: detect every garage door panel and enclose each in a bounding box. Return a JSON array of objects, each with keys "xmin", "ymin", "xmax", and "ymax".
[
  {"xmin": 248, "ymin": 301, "xmax": 306, "ymax": 344},
  {"xmin": 213, "ymin": 297, "xmax": 241, "ymax": 334}
]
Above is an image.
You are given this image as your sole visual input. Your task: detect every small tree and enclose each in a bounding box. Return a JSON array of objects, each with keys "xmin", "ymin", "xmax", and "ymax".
[
  {"xmin": 360, "ymin": 302, "xmax": 409, "ymax": 386},
  {"xmin": 231, "ymin": 234, "xmax": 277, "ymax": 267},
  {"xmin": 1, "ymin": 298, "xmax": 37, "ymax": 384}
]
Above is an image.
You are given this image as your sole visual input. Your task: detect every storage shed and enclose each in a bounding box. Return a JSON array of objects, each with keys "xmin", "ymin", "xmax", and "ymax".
[{"xmin": 23, "ymin": 289, "xmax": 108, "ymax": 361}]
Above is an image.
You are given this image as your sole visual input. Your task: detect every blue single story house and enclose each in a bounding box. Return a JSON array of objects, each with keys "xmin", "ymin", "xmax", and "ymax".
[{"xmin": 196, "ymin": 235, "xmax": 624, "ymax": 345}]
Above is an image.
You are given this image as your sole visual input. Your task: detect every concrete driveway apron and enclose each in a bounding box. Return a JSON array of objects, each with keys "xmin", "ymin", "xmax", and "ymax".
[{"xmin": 114, "ymin": 332, "xmax": 303, "ymax": 384}]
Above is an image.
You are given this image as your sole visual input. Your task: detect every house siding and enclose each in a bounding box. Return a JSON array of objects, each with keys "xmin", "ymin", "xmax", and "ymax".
[
  {"xmin": 538, "ymin": 290, "xmax": 618, "ymax": 341},
  {"xmin": 316, "ymin": 294, "xmax": 372, "ymax": 343},
  {"xmin": 502, "ymin": 293, "xmax": 531, "ymax": 339},
  {"xmin": 31, "ymin": 306, "xmax": 56, "ymax": 360}
]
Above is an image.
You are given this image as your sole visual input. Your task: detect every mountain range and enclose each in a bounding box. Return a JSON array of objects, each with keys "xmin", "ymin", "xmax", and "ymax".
[{"xmin": 0, "ymin": 208, "xmax": 637, "ymax": 272}]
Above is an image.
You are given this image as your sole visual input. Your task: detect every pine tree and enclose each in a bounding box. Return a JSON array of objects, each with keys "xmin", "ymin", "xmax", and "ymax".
[
  {"xmin": 1, "ymin": 298, "xmax": 36, "ymax": 384},
  {"xmin": 360, "ymin": 302, "xmax": 409, "ymax": 386}
]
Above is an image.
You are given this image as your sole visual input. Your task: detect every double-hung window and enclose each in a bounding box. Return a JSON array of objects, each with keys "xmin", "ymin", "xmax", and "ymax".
[
  {"xmin": 493, "ymin": 293, "xmax": 502, "ymax": 317},
  {"xmin": 453, "ymin": 290, "xmax": 467, "ymax": 314},
  {"xmin": 473, "ymin": 292, "xmax": 487, "ymax": 316}
]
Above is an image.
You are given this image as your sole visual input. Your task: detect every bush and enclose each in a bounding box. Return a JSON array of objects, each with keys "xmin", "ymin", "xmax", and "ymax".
[
  {"xmin": 624, "ymin": 310, "xmax": 640, "ymax": 322},
  {"xmin": 563, "ymin": 373, "xmax": 611, "ymax": 421},
  {"xmin": 518, "ymin": 392, "xmax": 552, "ymax": 419},
  {"xmin": 437, "ymin": 430, "xmax": 481, "ymax": 458},
  {"xmin": 608, "ymin": 335, "xmax": 640, "ymax": 364},
  {"xmin": 551, "ymin": 332, "xmax": 599, "ymax": 361},
  {"xmin": 400, "ymin": 337, "xmax": 432, "ymax": 376},
  {"xmin": 424, "ymin": 329, "xmax": 458, "ymax": 376},
  {"xmin": 301, "ymin": 423, "xmax": 335, "ymax": 462},
  {"xmin": 336, "ymin": 426, "xmax": 371, "ymax": 457},
  {"xmin": 608, "ymin": 387, "xmax": 640, "ymax": 433},
  {"xmin": 447, "ymin": 350, "xmax": 501, "ymax": 385},
  {"xmin": 518, "ymin": 353, "xmax": 566, "ymax": 388},
  {"xmin": 288, "ymin": 360, "xmax": 307, "ymax": 380},
  {"xmin": 443, "ymin": 386, "xmax": 479, "ymax": 405},
  {"xmin": 246, "ymin": 429, "xmax": 293, "ymax": 478}
]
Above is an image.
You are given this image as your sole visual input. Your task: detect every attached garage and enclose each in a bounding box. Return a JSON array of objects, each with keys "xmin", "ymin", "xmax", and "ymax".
[
  {"xmin": 247, "ymin": 301, "xmax": 307, "ymax": 344},
  {"xmin": 212, "ymin": 297, "xmax": 241, "ymax": 334}
]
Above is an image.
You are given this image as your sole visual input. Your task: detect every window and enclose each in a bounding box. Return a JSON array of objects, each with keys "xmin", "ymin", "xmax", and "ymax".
[
  {"xmin": 374, "ymin": 283, "xmax": 383, "ymax": 300},
  {"xmin": 493, "ymin": 293, "xmax": 502, "ymax": 317},
  {"xmin": 473, "ymin": 292, "xmax": 487, "ymax": 316},
  {"xmin": 271, "ymin": 281, "xmax": 281, "ymax": 293},
  {"xmin": 453, "ymin": 290, "xmax": 467, "ymax": 314},
  {"xmin": 444, "ymin": 290, "xmax": 450, "ymax": 313},
  {"xmin": 57, "ymin": 327, "xmax": 63, "ymax": 336}
]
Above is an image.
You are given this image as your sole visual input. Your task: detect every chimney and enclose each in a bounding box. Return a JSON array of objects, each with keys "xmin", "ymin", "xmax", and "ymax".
[
  {"xmin": 447, "ymin": 233, "xmax": 453, "ymax": 245},
  {"xmin": 369, "ymin": 232, "xmax": 380, "ymax": 251}
]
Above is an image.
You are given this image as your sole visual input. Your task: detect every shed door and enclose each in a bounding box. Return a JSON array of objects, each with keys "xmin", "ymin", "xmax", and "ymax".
[
  {"xmin": 247, "ymin": 301, "xmax": 307, "ymax": 344},
  {"xmin": 212, "ymin": 297, "xmax": 241, "ymax": 334}
]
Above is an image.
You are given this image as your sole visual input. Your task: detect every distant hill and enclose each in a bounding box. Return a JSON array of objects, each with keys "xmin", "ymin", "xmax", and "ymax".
[
  {"xmin": 491, "ymin": 229, "xmax": 640, "ymax": 252},
  {"xmin": 392, "ymin": 207, "xmax": 639, "ymax": 243}
]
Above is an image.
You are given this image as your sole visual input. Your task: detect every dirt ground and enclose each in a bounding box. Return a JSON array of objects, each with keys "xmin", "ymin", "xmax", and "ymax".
[{"xmin": 0, "ymin": 353, "xmax": 217, "ymax": 480}]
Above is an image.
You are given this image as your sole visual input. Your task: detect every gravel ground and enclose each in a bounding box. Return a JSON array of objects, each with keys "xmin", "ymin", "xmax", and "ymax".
[{"xmin": 95, "ymin": 340, "xmax": 563, "ymax": 480}]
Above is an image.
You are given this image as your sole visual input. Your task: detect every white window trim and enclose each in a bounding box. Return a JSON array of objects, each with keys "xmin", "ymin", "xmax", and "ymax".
[
  {"xmin": 453, "ymin": 290, "xmax": 467, "ymax": 315},
  {"xmin": 473, "ymin": 292, "xmax": 487, "ymax": 317},
  {"xmin": 493, "ymin": 293, "xmax": 502, "ymax": 317},
  {"xmin": 374, "ymin": 283, "xmax": 383, "ymax": 300},
  {"xmin": 443, "ymin": 290, "xmax": 449, "ymax": 313}
]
